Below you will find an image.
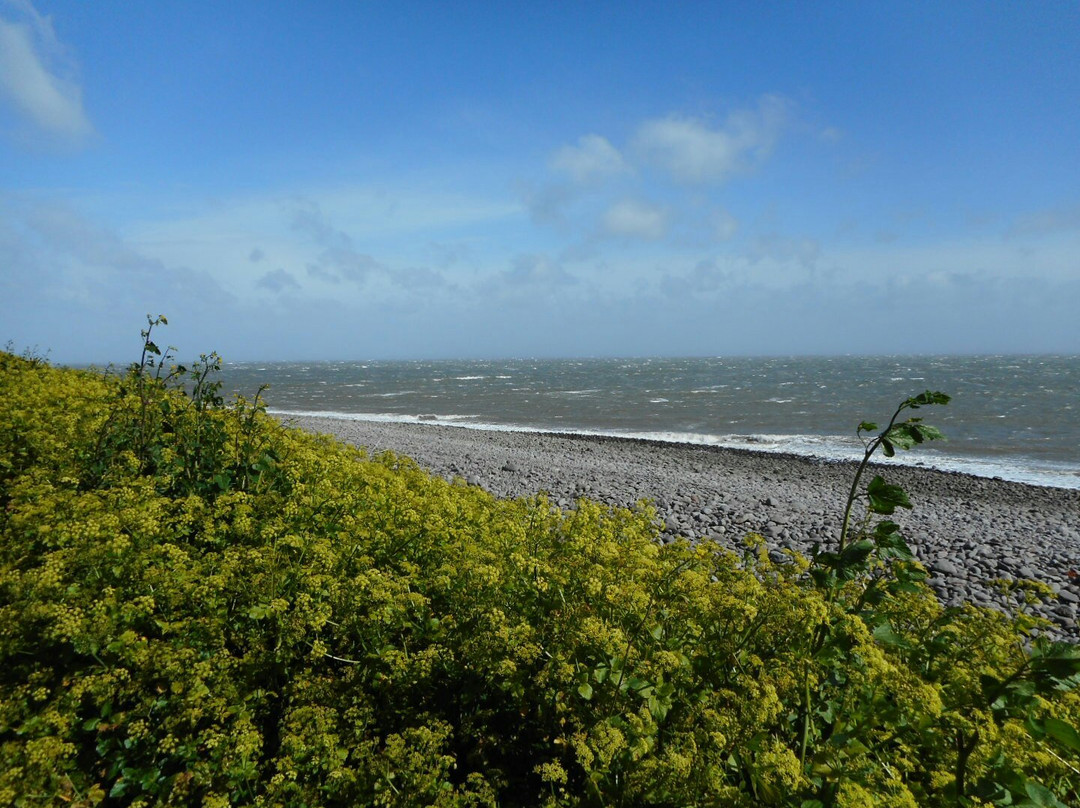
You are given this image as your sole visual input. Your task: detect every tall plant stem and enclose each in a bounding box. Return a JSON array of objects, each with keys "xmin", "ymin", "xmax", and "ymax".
[
  {"xmin": 838, "ymin": 402, "xmax": 907, "ymax": 553},
  {"xmin": 838, "ymin": 443, "xmax": 876, "ymax": 555}
]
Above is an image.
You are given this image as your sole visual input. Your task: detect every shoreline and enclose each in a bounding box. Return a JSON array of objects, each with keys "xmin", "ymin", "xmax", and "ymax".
[
  {"xmin": 266, "ymin": 409, "xmax": 1080, "ymax": 491},
  {"xmin": 278, "ymin": 413, "xmax": 1080, "ymax": 637}
]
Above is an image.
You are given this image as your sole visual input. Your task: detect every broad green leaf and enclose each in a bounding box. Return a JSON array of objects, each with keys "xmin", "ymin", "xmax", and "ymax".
[
  {"xmin": 1024, "ymin": 779, "xmax": 1067, "ymax": 807},
  {"xmin": 837, "ymin": 540, "xmax": 874, "ymax": 578},
  {"xmin": 914, "ymin": 424, "xmax": 945, "ymax": 442},
  {"xmin": 873, "ymin": 520, "xmax": 901, "ymax": 537},
  {"xmin": 908, "ymin": 390, "xmax": 951, "ymax": 408},
  {"xmin": 866, "ymin": 475, "xmax": 912, "ymax": 514},
  {"xmin": 840, "ymin": 539, "xmax": 874, "ymax": 561},
  {"xmin": 885, "ymin": 424, "xmax": 918, "ymax": 450},
  {"xmin": 1044, "ymin": 718, "xmax": 1080, "ymax": 753},
  {"xmin": 872, "ymin": 621, "xmax": 911, "ymax": 649},
  {"xmin": 577, "ymin": 682, "xmax": 593, "ymax": 700},
  {"xmin": 815, "ymin": 699, "xmax": 836, "ymax": 722}
]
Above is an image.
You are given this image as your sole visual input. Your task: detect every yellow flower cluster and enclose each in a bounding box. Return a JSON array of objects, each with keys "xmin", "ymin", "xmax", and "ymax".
[{"xmin": 1, "ymin": 349, "xmax": 1079, "ymax": 807}]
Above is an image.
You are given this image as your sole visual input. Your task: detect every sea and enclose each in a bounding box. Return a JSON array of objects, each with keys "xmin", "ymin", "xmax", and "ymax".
[{"xmin": 218, "ymin": 355, "xmax": 1080, "ymax": 491}]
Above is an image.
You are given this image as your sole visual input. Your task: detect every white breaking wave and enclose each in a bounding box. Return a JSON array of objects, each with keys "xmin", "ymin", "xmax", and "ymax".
[{"xmin": 267, "ymin": 409, "xmax": 1080, "ymax": 490}]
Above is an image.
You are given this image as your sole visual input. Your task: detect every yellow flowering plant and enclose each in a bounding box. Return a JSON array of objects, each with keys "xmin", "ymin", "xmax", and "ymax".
[{"xmin": 0, "ymin": 326, "xmax": 1078, "ymax": 807}]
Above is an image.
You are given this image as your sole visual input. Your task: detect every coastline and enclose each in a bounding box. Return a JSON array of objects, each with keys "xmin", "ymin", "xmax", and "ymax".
[
  {"xmin": 263, "ymin": 407, "xmax": 1080, "ymax": 491},
  {"xmin": 278, "ymin": 413, "xmax": 1080, "ymax": 637}
]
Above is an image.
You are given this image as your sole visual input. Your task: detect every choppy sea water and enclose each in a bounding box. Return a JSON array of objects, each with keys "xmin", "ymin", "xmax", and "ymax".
[{"xmin": 219, "ymin": 355, "xmax": 1080, "ymax": 490}]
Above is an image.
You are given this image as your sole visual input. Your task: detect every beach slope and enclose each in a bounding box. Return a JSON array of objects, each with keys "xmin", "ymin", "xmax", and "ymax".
[{"xmin": 283, "ymin": 414, "xmax": 1080, "ymax": 635}]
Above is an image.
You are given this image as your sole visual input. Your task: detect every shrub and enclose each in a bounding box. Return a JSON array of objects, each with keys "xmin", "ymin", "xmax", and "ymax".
[{"xmin": 0, "ymin": 333, "xmax": 1077, "ymax": 806}]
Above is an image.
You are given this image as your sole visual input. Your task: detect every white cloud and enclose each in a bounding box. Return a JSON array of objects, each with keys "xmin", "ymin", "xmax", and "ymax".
[
  {"xmin": 632, "ymin": 95, "xmax": 789, "ymax": 184},
  {"xmin": 522, "ymin": 181, "xmax": 576, "ymax": 226},
  {"xmin": 550, "ymin": 134, "xmax": 628, "ymax": 183},
  {"xmin": 256, "ymin": 268, "xmax": 300, "ymax": 293},
  {"xmin": 310, "ymin": 246, "xmax": 382, "ymax": 285},
  {"xmin": 290, "ymin": 201, "xmax": 385, "ymax": 285},
  {"xmin": 601, "ymin": 199, "xmax": 668, "ymax": 241},
  {"xmin": 0, "ymin": 0, "xmax": 93, "ymax": 143},
  {"xmin": 493, "ymin": 253, "xmax": 577, "ymax": 291},
  {"xmin": 660, "ymin": 258, "xmax": 732, "ymax": 297},
  {"xmin": 19, "ymin": 199, "xmax": 163, "ymax": 273},
  {"xmin": 749, "ymin": 233, "xmax": 821, "ymax": 269},
  {"xmin": 1007, "ymin": 203, "xmax": 1080, "ymax": 237},
  {"xmin": 388, "ymin": 266, "xmax": 448, "ymax": 290}
]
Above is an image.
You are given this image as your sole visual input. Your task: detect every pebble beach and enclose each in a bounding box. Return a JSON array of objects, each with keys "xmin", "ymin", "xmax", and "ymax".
[{"xmin": 281, "ymin": 414, "xmax": 1080, "ymax": 637}]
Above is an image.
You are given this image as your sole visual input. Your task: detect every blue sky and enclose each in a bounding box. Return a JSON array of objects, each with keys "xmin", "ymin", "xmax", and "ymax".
[{"xmin": 1, "ymin": 0, "xmax": 1078, "ymax": 362}]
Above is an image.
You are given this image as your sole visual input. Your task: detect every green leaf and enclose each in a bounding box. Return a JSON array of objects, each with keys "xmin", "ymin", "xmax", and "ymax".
[
  {"xmin": 836, "ymin": 539, "xmax": 874, "ymax": 579},
  {"xmin": 840, "ymin": 539, "xmax": 874, "ymax": 562},
  {"xmin": 815, "ymin": 699, "xmax": 837, "ymax": 722},
  {"xmin": 866, "ymin": 475, "xmax": 912, "ymax": 514},
  {"xmin": 1044, "ymin": 718, "xmax": 1080, "ymax": 753},
  {"xmin": 1024, "ymin": 779, "xmax": 1067, "ymax": 807},
  {"xmin": 577, "ymin": 682, "xmax": 593, "ymax": 700},
  {"xmin": 874, "ymin": 519, "xmax": 900, "ymax": 534},
  {"xmin": 885, "ymin": 424, "xmax": 919, "ymax": 450},
  {"xmin": 872, "ymin": 621, "xmax": 911, "ymax": 649},
  {"xmin": 914, "ymin": 424, "xmax": 945, "ymax": 442},
  {"xmin": 858, "ymin": 422, "xmax": 878, "ymax": 433},
  {"xmin": 626, "ymin": 676, "xmax": 654, "ymax": 698},
  {"xmin": 910, "ymin": 390, "xmax": 950, "ymax": 407}
]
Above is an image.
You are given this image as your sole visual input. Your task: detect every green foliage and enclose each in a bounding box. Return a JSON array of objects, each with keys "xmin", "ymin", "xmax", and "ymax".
[
  {"xmin": 806, "ymin": 392, "xmax": 1080, "ymax": 807},
  {"xmin": 1, "ymin": 333, "xmax": 1078, "ymax": 806}
]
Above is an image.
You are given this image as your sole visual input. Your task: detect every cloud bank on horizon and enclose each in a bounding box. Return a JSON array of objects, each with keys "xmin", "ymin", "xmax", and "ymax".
[{"xmin": 1, "ymin": 1, "xmax": 1078, "ymax": 362}]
